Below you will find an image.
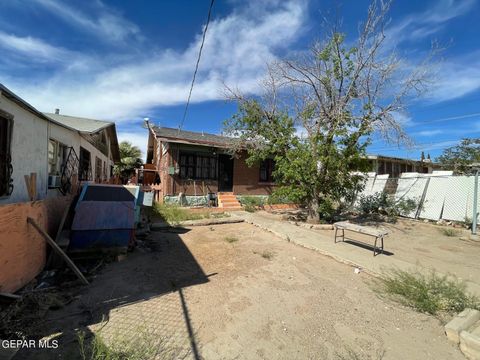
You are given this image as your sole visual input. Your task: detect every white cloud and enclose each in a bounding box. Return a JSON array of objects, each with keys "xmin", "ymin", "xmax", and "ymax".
[
  {"xmin": 414, "ymin": 129, "xmax": 444, "ymax": 137},
  {"xmin": 32, "ymin": 0, "xmax": 140, "ymax": 43},
  {"xmin": 427, "ymin": 52, "xmax": 480, "ymax": 102},
  {"xmin": 3, "ymin": 0, "xmax": 307, "ymax": 121},
  {"xmin": 385, "ymin": 0, "xmax": 475, "ymax": 44},
  {"xmin": 0, "ymin": 31, "xmax": 74, "ymax": 63}
]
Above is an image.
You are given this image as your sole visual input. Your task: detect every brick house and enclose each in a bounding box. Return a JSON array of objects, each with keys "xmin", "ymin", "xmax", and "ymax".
[{"xmin": 145, "ymin": 125, "xmax": 275, "ymax": 207}]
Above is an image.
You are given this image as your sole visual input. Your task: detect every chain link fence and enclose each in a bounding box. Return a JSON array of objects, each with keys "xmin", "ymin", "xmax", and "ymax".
[{"xmin": 356, "ymin": 172, "xmax": 479, "ymax": 234}]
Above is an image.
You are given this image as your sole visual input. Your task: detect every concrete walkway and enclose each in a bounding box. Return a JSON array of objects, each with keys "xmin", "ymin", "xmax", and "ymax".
[{"xmin": 231, "ymin": 211, "xmax": 480, "ymax": 296}]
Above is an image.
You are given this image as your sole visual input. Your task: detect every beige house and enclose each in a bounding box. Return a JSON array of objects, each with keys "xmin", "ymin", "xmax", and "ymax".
[{"xmin": 367, "ymin": 154, "xmax": 441, "ymax": 178}]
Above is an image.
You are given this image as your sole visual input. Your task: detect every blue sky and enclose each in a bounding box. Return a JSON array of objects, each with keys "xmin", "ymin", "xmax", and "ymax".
[{"xmin": 0, "ymin": 0, "xmax": 479, "ymax": 160}]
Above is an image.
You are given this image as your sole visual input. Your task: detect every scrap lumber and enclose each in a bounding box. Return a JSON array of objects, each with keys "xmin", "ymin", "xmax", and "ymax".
[
  {"xmin": 0, "ymin": 292, "xmax": 22, "ymax": 300},
  {"xmin": 27, "ymin": 217, "xmax": 89, "ymax": 285},
  {"xmin": 46, "ymin": 200, "xmax": 72, "ymax": 268},
  {"xmin": 23, "ymin": 172, "xmax": 37, "ymax": 201}
]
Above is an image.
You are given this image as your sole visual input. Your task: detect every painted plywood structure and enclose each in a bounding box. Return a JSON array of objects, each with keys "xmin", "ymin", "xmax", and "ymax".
[{"xmin": 0, "ymin": 196, "xmax": 72, "ymax": 293}]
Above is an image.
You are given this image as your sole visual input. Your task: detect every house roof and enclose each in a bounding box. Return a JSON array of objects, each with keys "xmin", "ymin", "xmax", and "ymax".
[
  {"xmin": 44, "ymin": 112, "xmax": 114, "ymax": 134},
  {"xmin": 151, "ymin": 126, "xmax": 235, "ymax": 147},
  {"xmin": 0, "ymin": 83, "xmax": 52, "ymax": 122},
  {"xmin": 368, "ymin": 154, "xmax": 438, "ymax": 165},
  {"xmin": 43, "ymin": 113, "xmax": 120, "ymax": 163}
]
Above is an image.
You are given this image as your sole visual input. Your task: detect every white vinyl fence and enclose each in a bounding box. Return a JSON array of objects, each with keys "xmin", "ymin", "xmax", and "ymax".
[{"xmin": 356, "ymin": 171, "xmax": 479, "ymax": 227}]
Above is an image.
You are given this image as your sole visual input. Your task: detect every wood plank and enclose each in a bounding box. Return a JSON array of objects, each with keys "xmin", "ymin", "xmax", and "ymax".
[
  {"xmin": 0, "ymin": 292, "xmax": 22, "ymax": 300},
  {"xmin": 24, "ymin": 174, "xmax": 33, "ymax": 201},
  {"xmin": 27, "ymin": 217, "xmax": 89, "ymax": 286},
  {"xmin": 46, "ymin": 199, "xmax": 73, "ymax": 268},
  {"xmin": 334, "ymin": 221, "xmax": 388, "ymax": 237},
  {"xmin": 30, "ymin": 172, "xmax": 37, "ymax": 201}
]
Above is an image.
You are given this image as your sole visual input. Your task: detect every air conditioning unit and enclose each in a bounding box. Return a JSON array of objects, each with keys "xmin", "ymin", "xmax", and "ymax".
[{"xmin": 48, "ymin": 175, "xmax": 61, "ymax": 188}]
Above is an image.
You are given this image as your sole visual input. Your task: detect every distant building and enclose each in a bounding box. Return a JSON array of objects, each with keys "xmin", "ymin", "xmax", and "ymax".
[
  {"xmin": 367, "ymin": 154, "xmax": 441, "ymax": 178},
  {"xmin": 145, "ymin": 126, "xmax": 276, "ymax": 207}
]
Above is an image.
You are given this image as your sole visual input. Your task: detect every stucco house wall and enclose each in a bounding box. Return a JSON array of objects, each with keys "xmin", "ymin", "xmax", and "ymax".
[
  {"xmin": 0, "ymin": 94, "xmax": 49, "ymax": 205},
  {"xmin": 0, "ymin": 90, "xmax": 118, "ymax": 205},
  {"xmin": 46, "ymin": 123, "xmax": 115, "ymax": 198}
]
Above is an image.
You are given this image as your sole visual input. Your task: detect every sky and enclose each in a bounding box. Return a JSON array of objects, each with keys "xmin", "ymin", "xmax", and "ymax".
[{"xmin": 0, "ymin": 0, "xmax": 479, "ymax": 160}]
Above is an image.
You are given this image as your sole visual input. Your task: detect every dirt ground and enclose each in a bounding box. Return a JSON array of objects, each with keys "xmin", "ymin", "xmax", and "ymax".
[
  {"xmin": 14, "ymin": 222, "xmax": 463, "ymax": 360},
  {"xmin": 262, "ymin": 210, "xmax": 480, "ymax": 287}
]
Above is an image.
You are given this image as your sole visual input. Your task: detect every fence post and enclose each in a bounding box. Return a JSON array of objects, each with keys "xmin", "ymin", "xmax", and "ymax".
[{"xmin": 472, "ymin": 169, "xmax": 478, "ymax": 235}]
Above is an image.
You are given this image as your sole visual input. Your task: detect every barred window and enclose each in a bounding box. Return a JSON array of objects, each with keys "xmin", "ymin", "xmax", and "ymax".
[
  {"xmin": 259, "ymin": 158, "xmax": 275, "ymax": 182},
  {"xmin": 0, "ymin": 113, "xmax": 13, "ymax": 197},
  {"xmin": 179, "ymin": 153, "xmax": 216, "ymax": 180}
]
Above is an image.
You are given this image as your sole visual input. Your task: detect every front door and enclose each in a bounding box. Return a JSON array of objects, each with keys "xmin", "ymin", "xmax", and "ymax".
[{"xmin": 218, "ymin": 154, "xmax": 234, "ymax": 192}]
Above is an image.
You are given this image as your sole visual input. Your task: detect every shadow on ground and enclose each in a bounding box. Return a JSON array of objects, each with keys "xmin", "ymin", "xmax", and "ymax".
[{"xmin": 10, "ymin": 227, "xmax": 209, "ymax": 360}]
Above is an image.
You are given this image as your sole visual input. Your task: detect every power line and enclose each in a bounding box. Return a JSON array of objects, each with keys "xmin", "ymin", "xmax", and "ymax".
[
  {"xmin": 410, "ymin": 95, "xmax": 480, "ymax": 115},
  {"xmin": 179, "ymin": 0, "xmax": 215, "ymax": 132},
  {"xmin": 414, "ymin": 112, "xmax": 480, "ymax": 125},
  {"xmin": 368, "ymin": 139, "xmax": 461, "ymax": 152}
]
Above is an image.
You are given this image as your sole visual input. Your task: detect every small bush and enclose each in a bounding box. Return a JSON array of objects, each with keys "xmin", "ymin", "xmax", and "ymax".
[
  {"xmin": 224, "ymin": 236, "xmax": 238, "ymax": 243},
  {"xmin": 254, "ymin": 250, "xmax": 274, "ymax": 260},
  {"xmin": 239, "ymin": 196, "xmax": 265, "ymax": 210},
  {"xmin": 266, "ymin": 194, "xmax": 294, "ymax": 205},
  {"xmin": 357, "ymin": 192, "xmax": 418, "ymax": 218},
  {"xmin": 439, "ymin": 228, "xmax": 460, "ymax": 237},
  {"xmin": 378, "ymin": 269, "xmax": 480, "ymax": 316}
]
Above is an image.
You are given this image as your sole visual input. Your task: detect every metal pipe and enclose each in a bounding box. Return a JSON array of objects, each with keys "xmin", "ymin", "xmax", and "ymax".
[{"xmin": 472, "ymin": 169, "xmax": 478, "ymax": 235}]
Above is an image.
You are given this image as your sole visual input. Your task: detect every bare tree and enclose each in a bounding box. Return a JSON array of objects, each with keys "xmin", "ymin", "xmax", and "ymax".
[{"xmin": 224, "ymin": 0, "xmax": 435, "ymax": 220}]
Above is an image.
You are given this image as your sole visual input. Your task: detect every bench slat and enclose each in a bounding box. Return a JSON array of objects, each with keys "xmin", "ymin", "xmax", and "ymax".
[{"xmin": 334, "ymin": 221, "xmax": 388, "ymax": 237}]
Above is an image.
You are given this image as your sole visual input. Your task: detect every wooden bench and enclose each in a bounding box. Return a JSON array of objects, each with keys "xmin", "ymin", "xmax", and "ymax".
[{"xmin": 334, "ymin": 221, "xmax": 388, "ymax": 256}]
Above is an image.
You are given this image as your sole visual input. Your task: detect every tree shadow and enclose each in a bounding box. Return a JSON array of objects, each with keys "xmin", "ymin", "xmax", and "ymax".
[
  {"xmin": 10, "ymin": 227, "xmax": 210, "ymax": 360},
  {"xmin": 343, "ymin": 239, "xmax": 395, "ymax": 256}
]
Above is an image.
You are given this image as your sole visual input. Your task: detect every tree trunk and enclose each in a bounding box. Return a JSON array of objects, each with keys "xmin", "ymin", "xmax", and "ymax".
[{"xmin": 307, "ymin": 198, "xmax": 320, "ymax": 221}]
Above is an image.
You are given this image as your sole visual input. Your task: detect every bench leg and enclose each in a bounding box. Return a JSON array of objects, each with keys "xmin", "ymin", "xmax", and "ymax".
[
  {"xmin": 381, "ymin": 236, "xmax": 384, "ymax": 254},
  {"xmin": 373, "ymin": 236, "xmax": 378, "ymax": 256},
  {"xmin": 342, "ymin": 228, "xmax": 345, "ymax": 242},
  {"xmin": 334, "ymin": 228, "xmax": 338, "ymax": 243}
]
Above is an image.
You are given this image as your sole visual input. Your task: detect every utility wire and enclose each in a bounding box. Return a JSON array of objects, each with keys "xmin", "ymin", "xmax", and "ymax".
[
  {"xmin": 179, "ymin": 0, "xmax": 215, "ymax": 133},
  {"xmin": 414, "ymin": 111, "xmax": 480, "ymax": 125}
]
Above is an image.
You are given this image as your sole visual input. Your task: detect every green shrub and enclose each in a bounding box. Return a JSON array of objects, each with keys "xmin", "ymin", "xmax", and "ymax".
[
  {"xmin": 378, "ymin": 269, "xmax": 480, "ymax": 316},
  {"xmin": 266, "ymin": 194, "xmax": 294, "ymax": 205},
  {"xmin": 317, "ymin": 198, "xmax": 336, "ymax": 222},
  {"xmin": 239, "ymin": 196, "xmax": 265, "ymax": 207},
  {"xmin": 357, "ymin": 192, "xmax": 418, "ymax": 218},
  {"xmin": 238, "ymin": 196, "xmax": 266, "ymax": 212}
]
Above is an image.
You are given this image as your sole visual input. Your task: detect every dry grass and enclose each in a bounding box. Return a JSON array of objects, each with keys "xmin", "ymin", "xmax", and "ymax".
[
  {"xmin": 153, "ymin": 203, "xmax": 228, "ymax": 224},
  {"xmin": 439, "ymin": 228, "xmax": 460, "ymax": 237},
  {"xmin": 253, "ymin": 250, "xmax": 275, "ymax": 260},
  {"xmin": 377, "ymin": 269, "xmax": 480, "ymax": 317},
  {"xmin": 224, "ymin": 236, "xmax": 239, "ymax": 243}
]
